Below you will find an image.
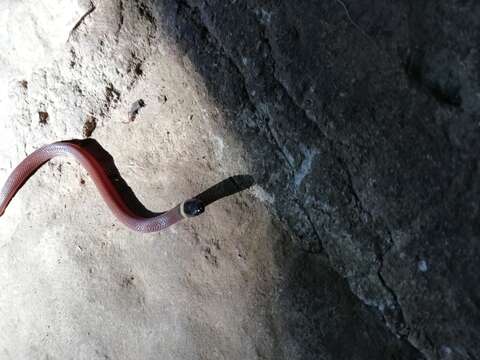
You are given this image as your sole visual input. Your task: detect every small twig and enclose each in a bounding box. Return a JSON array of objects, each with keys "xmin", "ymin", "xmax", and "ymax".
[
  {"xmin": 334, "ymin": 0, "xmax": 372, "ymax": 42},
  {"xmin": 68, "ymin": 1, "xmax": 96, "ymax": 41},
  {"xmin": 333, "ymin": 0, "xmax": 397, "ymax": 67}
]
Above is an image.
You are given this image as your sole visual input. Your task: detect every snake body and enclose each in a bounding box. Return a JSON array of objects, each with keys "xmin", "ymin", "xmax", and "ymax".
[{"xmin": 0, "ymin": 141, "xmax": 204, "ymax": 232}]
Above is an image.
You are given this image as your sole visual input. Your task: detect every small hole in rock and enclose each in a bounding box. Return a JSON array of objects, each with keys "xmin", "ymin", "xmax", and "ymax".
[
  {"xmin": 38, "ymin": 112, "xmax": 49, "ymax": 125},
  {"xmin": 134, "ymin": 63, "xmax": 143, "ymax": 76},
  {"xmin": 83, "ymin": 115, "xmax": 97, "ymax": 138}
]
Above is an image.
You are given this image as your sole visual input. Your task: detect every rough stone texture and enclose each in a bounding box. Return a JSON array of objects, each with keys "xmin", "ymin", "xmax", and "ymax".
[{"xmin": 0, "ymin": 0, "xmax": 478, "ymax": 359}]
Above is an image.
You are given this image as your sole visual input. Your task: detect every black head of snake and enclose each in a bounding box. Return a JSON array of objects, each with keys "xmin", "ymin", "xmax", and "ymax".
[{"xmin": 182, "ymin": 198, "xmax": 205, "ymax": 217}]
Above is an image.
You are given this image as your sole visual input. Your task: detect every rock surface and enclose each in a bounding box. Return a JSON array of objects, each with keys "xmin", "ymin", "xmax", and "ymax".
[{"xmin": 0, "ymin": 0, "xmax": 478, "ymax": 359}]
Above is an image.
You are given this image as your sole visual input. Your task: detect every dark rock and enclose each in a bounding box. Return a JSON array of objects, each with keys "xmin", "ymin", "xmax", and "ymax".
[{"xmin": 152, "ymin": 0, "xmax": 480, "ymax": 358}]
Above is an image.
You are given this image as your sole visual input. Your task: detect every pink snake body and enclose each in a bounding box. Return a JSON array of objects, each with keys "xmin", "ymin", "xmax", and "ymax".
[{"xmin": 0, "ymin": 141, "xmax": 204, "ymax": 232}]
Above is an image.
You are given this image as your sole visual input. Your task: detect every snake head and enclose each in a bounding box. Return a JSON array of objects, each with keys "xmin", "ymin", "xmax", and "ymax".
[{"xmin": 182, "ymin": 198, "xmax": 205, "ymax": 217}]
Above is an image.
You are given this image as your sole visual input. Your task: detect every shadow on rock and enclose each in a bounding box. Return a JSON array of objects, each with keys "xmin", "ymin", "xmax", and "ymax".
[{"xmin": 71, "ymin": 138, "xmax": 254, "ymax": 218}]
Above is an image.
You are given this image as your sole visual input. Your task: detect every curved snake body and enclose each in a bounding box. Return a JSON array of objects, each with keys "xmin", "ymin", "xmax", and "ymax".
[{"xmin": 0, "ymin": 141, "xmax": 204, "ymax": 232}]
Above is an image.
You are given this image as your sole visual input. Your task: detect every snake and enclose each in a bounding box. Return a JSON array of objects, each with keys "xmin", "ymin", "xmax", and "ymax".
[{"xmin": 0, "ymin": 141, "xmax": 205, "ymax": 232}]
